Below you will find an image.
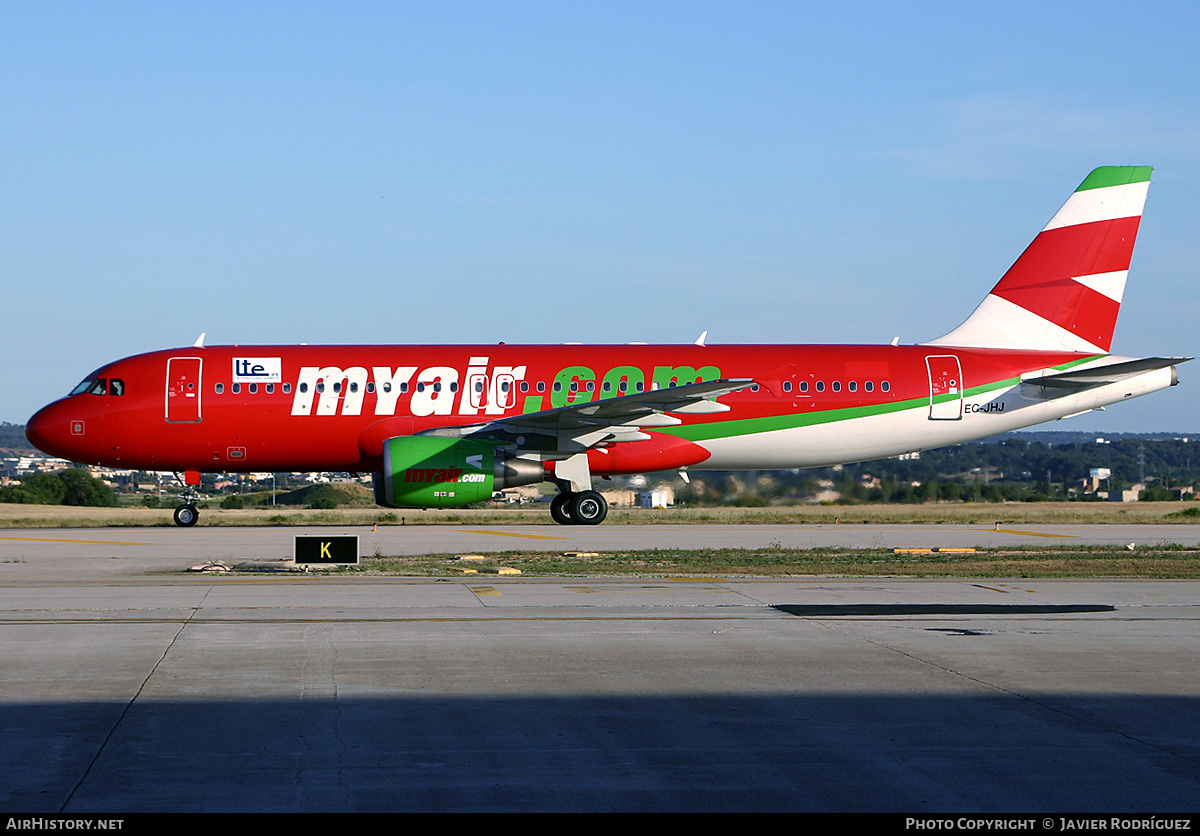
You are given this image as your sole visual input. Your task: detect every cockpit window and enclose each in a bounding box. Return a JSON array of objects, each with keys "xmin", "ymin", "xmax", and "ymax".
[
  {"xmin": 67, "ymin": 378, "xmax": 124, "ymax": 396},
  {"xmin": 70, "ymin": 378, "xmax": 106, "ymax": 396}
]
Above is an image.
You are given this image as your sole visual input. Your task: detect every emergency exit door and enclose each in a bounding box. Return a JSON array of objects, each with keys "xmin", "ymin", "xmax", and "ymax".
[
  {"xmin": 166, "ymin": 357, "xmax": 203, "ymax": 422},
  {"xmin": 925, "ymin": 355, "xmax": 963, "ymax": 420}
]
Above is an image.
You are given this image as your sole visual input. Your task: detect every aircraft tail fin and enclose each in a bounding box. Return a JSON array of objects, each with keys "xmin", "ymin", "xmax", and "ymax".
[{"xmin": 924, "ymin": 166, "xmax": 1152, "ymax": 353}]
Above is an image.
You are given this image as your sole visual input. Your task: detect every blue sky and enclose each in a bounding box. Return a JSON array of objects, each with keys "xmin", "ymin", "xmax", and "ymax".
[{"xmin": 3, "ymin": 1, "xmax": 1198, "ymax": 431}]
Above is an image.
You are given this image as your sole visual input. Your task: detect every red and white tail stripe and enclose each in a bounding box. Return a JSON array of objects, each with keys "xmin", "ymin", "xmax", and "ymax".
[{"xmin": 926, "ymin": 166, "xmax": 1152, "ymax": 353}]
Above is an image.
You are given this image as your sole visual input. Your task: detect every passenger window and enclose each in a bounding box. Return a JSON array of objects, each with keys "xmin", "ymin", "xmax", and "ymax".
[
  {"xmin": 367, "ymin": 382, "xmax": 375, "ymax": 394},
  {"xmin": 283, "ymin": 383, "xmax": 291, "ymax": 394},
  {"xmin": 537, "ymin": 381, "xmax": 546, "ymax": 393},
  {"xmin": 800, "ymin": 381, "xmax": 808, "ymax": 393},
  {"xmin": 832, "ymin": 381, "xmax": 841, "ymax": 392},
  {"xmin": 249, "ymin": 383, "xmax": 258, "ymax": 394},
  {"xmin": 865, "ymin": 381, "xmax": 873, "ymax": 392},
  {"xmin": 266, "ymin": 383, "xmax": 275, "ymax": 394},
  {"xmin": 882, "ymin": 381, "xmax": 891, "ymax": 392},
  {"xmin": 232, "ymin": 383, "xmax": 241, "ymax": 394},
  {"xmin": 816, "ymin": 381, "xmax": 825, "ymax": 392},
  {"xmin": 783, "ymin": 381, "xmax": 792, "ymax": 392},
  {"xmin": 848, "ymin": 381, "xmax": 857, "ymax": 392},
  {"xmin": 215, "ymin": 383, "xmax": 224, "ymax": 394}
]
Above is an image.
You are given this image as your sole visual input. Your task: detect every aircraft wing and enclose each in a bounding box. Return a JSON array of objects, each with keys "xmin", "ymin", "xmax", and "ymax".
[{"xmin": 422, "ymin": 378, "xmax": 755, "ymax": 455}]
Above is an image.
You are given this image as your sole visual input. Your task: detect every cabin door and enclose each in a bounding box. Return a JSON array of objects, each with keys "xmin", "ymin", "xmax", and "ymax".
[
  {"xmin": 925, "ymin": 355, "xmax": 963, "ymax": 420},
  {"xmin": 166, "ymin": 357, "xmax": 203, "ymax": 422}
]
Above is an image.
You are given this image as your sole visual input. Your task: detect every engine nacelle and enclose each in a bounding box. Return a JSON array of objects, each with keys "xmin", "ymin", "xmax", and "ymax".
[{"xmin": 373, "ymin": 435, "xmax": 543, "ymax": 508}]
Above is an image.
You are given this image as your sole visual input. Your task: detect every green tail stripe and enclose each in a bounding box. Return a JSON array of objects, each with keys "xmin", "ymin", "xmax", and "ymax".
[{"xmin": 1075, "ymin": 166, "xmax": 1153, "ymax": 192}]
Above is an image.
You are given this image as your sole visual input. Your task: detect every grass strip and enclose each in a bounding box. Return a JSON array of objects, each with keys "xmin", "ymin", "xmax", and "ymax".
[{"xmin": 336, "ymin": 545, "xmax": 1200, "ymax": 579}]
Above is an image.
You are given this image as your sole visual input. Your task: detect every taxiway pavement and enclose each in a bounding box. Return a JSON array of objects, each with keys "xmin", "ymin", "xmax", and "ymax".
[{"xmin": 1, "ymin": 524, "xmax": 1198, "ymax": 813}]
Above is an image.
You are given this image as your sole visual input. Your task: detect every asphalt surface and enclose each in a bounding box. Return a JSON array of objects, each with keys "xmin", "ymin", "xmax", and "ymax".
[{"xmin": 1, "ymin": 524, "xmax": 1199, "ymax": 813}]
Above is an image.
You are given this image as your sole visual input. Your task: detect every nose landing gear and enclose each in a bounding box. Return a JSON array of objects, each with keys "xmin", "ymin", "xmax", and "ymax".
[
  {"xmin": 171, "ymin": 470, "xmax": 202, "ymax": 527},
  {"xmin": 173, "ymin": 504, "xmax": 199, "ymax": 527}
]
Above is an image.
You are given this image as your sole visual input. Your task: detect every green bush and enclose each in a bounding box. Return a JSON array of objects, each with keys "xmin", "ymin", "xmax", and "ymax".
[{"xmin": 0, "ymin": 470, "xmax": 116, "ymax": 506}]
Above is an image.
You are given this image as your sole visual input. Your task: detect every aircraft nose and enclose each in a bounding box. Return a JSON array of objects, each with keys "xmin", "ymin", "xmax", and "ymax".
[{"xmin": 26, "ymin": 402, "xmax": 74, "ymax": 459}]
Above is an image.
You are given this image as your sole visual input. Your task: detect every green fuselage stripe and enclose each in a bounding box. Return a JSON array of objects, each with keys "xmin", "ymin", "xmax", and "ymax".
[{"xmin": 657, "ymin": 356, "xmax": 1100, "ymax": 443}]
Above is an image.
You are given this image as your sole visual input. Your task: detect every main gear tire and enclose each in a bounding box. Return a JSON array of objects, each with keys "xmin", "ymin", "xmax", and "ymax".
[
  {"xmin": 550, "ymin": 492, "xmax": 574, "ymax": 525},
  {"xmin": 569, "ymin": 490, "xmax": 607, "ymax": 525}
]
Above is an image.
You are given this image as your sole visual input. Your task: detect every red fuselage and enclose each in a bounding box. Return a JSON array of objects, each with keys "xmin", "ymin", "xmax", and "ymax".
[{"xmin": 26, "ymin": 343, "xmax": 1094, "ymax": 474}]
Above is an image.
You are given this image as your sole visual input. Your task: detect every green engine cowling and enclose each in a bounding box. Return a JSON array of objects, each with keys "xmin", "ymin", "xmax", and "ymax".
[{"xmin": 373, "ymin": 436, "xmax": 543, "ymax": 508}]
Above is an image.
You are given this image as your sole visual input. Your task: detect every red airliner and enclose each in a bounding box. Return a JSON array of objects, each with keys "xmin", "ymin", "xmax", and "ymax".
[{"xmin": 26, "ymin": 167, "xmax": 1185, "ymax": 526}]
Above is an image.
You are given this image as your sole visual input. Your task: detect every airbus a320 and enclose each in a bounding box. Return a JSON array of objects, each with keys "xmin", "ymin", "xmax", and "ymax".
[{"xmin": 26, "ymin": 167, "xmax": 1185, "ymax": 525}]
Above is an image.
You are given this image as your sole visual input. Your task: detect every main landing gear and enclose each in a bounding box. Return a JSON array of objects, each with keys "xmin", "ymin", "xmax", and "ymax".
[{"xmin": 550, "ymin": 490, "xmax": 608, "ymax": 525}]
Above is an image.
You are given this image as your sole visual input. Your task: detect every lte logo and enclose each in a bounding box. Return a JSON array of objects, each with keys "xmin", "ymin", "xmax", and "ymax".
[{"xmin": 232, "ymin": 357, "xmax": 282, "ymax": 383}]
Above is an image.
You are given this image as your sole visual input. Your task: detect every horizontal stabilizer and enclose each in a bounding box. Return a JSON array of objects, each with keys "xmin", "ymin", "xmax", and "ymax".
[{"xmin": 1021, "ymin": 357, "xmax": 1187, "ymax": 393}]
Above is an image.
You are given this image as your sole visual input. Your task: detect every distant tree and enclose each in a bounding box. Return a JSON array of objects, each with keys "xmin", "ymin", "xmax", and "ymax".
[
  {"xmin": 18, "ymin": 472, "xmax": 67, "ymax": 505},
  {"xmin": 0, "ymin": 486, "xmax": 38, "ymax": 504},
  {"xmin": 0, "ymin": 470, "xmax": 115, "ymax": 506},
  {"xmin": 57, "ymin": 469, "xmax": 117, "ymax": 506}
]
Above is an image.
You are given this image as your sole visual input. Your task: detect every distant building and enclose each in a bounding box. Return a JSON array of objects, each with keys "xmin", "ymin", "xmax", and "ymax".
[
  {"xmin": 600, "ymin": 489, "xmax": 637, "ymax": 508},
  {"xmin": 1109, "ymin": 483, "xmax": 1145, "ymax": 502},
  {"xmin": 2, "ymin": 455, "xmax": 73, "ymax": 478},
  {"xmin": 637, "ymin": 486, "xmax": 675, "ymax": 508}
]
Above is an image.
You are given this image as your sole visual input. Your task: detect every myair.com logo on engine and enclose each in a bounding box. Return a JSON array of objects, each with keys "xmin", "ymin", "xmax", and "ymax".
[{"xmin": 404, "ymin": 468, "xmax": 487, "ymax": 483}]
